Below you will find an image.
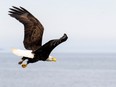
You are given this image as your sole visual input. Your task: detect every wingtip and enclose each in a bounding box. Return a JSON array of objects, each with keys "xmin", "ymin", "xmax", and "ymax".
[
  {"xmin": 60, "ymin": 33, "xmax": 68, "ymax": 42},
  {"xmin": 63, "ymin": 33, "xmax": 67, "ymax": 36},
  {"xmin": 12, "ymin": 6, "xmax": 17, "ymax": 9},
  {"xmin": 8, "ymin": 11, "xmax": 13, "ymax": 13},
  {"xmin": 63, "ymin": 33, "xmax": 68, "ymax": 38},
  {"xmin": 19, "ymin": 6, "xmax": 23, "ymax": 9},
  {"xmin": 12, "ymin": 6, "xmax": 15, "ymax": 8}
]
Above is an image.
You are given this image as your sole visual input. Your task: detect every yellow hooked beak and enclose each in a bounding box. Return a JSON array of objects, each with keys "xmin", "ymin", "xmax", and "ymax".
[{"xmin": 52, "ymin": 58, "xmax": 57, "ymax": 62}]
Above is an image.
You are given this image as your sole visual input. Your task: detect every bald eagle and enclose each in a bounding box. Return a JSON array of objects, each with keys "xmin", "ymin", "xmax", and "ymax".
[{"xmin": 9, "ymin": 6, "xmax": 68, "ymax": 68}]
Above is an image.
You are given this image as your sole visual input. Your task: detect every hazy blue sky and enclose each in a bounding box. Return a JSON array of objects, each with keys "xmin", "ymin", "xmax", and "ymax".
[{"xmin": 0, "ymin": 0, "xmax": 116, "ymax": 53}]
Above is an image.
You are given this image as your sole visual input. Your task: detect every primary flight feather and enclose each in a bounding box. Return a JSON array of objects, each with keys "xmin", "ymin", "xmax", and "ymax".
[{"xmin": 9, "ymin": 6, "xmax": 44, "ymax": 51}]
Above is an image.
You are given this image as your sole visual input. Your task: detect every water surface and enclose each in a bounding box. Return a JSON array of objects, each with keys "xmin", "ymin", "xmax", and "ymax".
[{"xmin": 0, "ymin": 53, "xmax": 116, "ymax": 87}]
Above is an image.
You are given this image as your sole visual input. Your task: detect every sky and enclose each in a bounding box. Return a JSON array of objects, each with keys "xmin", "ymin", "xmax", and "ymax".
[{"xmin": 0, "ymin": 0, "xmax": 116, "ymax": 53}]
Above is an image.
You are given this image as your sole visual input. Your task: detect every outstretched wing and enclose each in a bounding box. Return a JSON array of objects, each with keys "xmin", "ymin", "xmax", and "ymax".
[
  {"xmin": 33, "ymin": 34, "xmax": 68, "ymax": 61},
  {"xmin": 9, "ymin": 6, "xmax": 44, "ymax": 51}
]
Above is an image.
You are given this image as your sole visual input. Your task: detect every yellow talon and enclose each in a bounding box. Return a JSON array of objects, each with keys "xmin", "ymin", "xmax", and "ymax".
[{"xmin": 22, "ymin": 64, "xmax": 27, "ymax": 68}]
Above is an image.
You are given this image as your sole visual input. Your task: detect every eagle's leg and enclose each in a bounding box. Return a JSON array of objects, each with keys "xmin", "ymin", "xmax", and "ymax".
[
  {"xmin": 21, "ymin": 60, "xmax": 29, "ymax": 68},
  {"xmin": 22, "ymin": 63, "xmax": 28, "ymax": 68},
  {"xmin": 18, "ymin": 57, "xmax": 27, "ymax": 65}
]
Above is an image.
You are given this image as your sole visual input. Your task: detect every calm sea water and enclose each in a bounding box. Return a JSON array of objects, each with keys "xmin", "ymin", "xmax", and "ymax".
[{"xmin": 0, "ymin": 53, "xmax": 116, "ymax": 87}]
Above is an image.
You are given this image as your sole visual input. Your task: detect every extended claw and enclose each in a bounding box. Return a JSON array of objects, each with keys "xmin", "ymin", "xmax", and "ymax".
[
  {"xmin": 18, "ymin": 61, "xmax": 23, "ymax": 65},
  {"xmin": 22, "ymin": 64, "xmax": 27, "ymax": 68}
]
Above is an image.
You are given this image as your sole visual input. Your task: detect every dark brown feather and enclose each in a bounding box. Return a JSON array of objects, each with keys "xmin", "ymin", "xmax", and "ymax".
[
  {"xmin": 9, "ymin": 6, "xmax": 44, "ymax": 51},
  {"xmin": 33, "ymin": 34, "xmax": 68, "ymax": 61}
]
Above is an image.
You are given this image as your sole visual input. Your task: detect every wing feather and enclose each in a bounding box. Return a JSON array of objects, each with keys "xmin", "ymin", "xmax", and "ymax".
[
  {"xmin": 33, "ymin": 34, "xmax": 68, "ymax": 60},
  {"xmin": 9, "ymin": 6, "xmax": 44, "ymax": 51}
]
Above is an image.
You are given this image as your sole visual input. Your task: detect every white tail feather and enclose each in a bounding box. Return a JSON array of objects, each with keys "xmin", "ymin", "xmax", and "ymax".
[{"xmin": 12, "ymin": 48, "xmax": 34, "ymax": 59}]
